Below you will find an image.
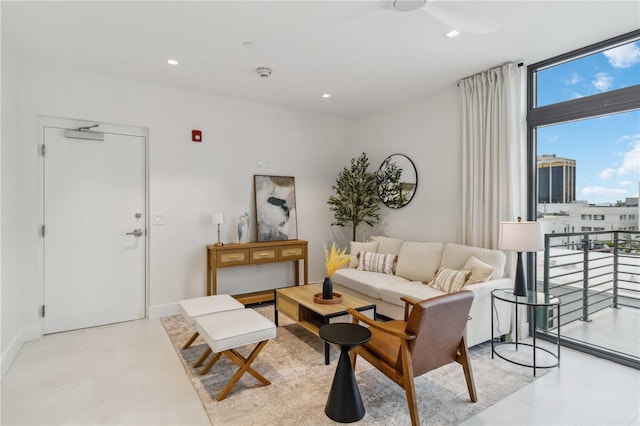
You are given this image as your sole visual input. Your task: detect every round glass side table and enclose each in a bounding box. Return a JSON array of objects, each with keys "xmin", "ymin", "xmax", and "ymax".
[{"xmin": 491, "ymin": 289, "xmax": 561, "ymax": 376}]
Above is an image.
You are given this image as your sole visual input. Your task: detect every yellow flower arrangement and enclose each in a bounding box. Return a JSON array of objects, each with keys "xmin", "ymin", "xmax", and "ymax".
[{"xmin": 324, "ymin": 243, "xmax": 350, "ymax": 278}]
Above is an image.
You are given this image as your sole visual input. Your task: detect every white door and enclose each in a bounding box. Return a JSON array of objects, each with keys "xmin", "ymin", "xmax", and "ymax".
[{"xmin": 43, "ymin": 123, "xmax": 146, "ymax": 334}]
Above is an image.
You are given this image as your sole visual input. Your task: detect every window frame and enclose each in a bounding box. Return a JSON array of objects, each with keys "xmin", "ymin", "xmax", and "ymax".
[{"xmin": 526, "ymin": 29, "xmax": 640, "ymax": 293}]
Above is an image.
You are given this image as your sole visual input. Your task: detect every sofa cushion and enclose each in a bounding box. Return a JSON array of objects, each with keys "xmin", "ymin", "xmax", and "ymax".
[
  {"xmin": 349, "ymin": 241, "xmax": 379, "ymax": 268},
  {"xmin": 440, "ymin": 243, "xmax": 506, "ymax": 279},
  {"xmin": 395, "ymin": 242, "xmax": 444, "ymax": 282},
  {"xmin": 379, "ymin": 281, "xmax": 446, "ymax": 308},
  {"xmin": 372, "ymin": 236, "xmax": 404, "ymax": 255},
  {"xmin": 331, "ymin": 268, "xmax": 408, "ymax": 299},
  {"xmin": 357, "ymin": 251, "xmax": 396, "ymax": 275},
  {"xmin": 428, "ymin": 267, "xmax": 471, "ymax": 293},
  {"xmin": 463, "ymin": 256, "xmax": 496, "ymax": 284}
]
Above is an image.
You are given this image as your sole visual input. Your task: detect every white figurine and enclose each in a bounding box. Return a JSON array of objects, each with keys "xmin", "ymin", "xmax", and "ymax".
[{"xmin": 237, "ymin": 212, "xmax": 250, "ymax": 244}]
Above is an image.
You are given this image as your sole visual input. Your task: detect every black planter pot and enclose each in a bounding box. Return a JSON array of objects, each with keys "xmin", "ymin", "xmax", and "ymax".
[{"xmin": 322, "ymin": 277, "xmax": 333, "ymax": 299}]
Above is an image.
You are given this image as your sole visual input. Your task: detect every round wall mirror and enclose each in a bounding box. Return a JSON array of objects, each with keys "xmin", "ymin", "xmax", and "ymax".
[{"xmin": 377, "ymin": 154, "xmax": 418, "ymax": 209}]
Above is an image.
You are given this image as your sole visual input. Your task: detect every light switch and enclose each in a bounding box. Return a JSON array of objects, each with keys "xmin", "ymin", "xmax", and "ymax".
[{"xmin": 152, "ymin": 214, "xmax": 166, "ymax": 226}]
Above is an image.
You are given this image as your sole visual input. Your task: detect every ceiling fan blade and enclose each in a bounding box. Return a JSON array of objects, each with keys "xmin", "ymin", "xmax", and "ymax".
[
  {"xmin": 423, "ymin": 1, "xmax": 501, "ymax": 34},
  {"xmin": 306, "ymin": 2, "xmax": 388, "ymax": 34}
]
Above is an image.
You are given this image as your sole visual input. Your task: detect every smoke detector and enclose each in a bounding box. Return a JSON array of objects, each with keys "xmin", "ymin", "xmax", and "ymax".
[{"xmin": 256, "ymin": 67, "xmax": 272, "ymax": 79}]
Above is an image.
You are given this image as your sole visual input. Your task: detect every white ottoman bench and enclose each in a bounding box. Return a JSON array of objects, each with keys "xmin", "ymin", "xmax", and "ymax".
[
  {"xmin": 178, "ymin": 294, "xmax": 244, "ymax": 349},
  {"xmin": 194, "ymin": 309, "xmax": 277, "ymax": 401}
]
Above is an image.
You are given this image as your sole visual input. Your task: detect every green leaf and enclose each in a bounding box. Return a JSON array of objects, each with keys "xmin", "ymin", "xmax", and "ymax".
[{"xmin": 327, "ymin": 152, "xmax": 381, "ymax": 241}]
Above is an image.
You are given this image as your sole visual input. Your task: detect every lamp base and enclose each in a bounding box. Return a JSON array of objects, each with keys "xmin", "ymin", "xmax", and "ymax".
[
  {"xmin": 513, "ymin": 251, "xmax": 527, "ymax": 297},
  {"xmin": 213, "ymin": 224, "xmax": 224, "ymax": 247}
]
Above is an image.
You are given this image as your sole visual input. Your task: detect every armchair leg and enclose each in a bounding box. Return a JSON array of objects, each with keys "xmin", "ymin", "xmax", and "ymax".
[
  {"xmin": 350, "ymin": 350, "xmax": 357, "ymax": 370},
  {"xmin": 400, "ymin": 342, "xmax": 419, "ymax": 426},
  {"xmin": 457, "ymin": 338, "xmax": 477, "ymax": 402},
  {"xmin": 403, "ymin": 373, "xmax": 419, "ymax": 426}
]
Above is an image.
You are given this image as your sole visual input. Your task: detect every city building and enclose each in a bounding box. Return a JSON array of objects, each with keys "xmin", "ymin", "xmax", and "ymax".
[
  {"xmin": 537, "ymin": 154, "xmax": 576, "ymax": 204},
  {"xmin": 2, "ymin": 3, "xmax": 639, "ymax": 426}
]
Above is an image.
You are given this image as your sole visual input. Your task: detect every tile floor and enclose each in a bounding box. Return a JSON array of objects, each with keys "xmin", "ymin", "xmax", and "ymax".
[
  {"xmin": 462, "ymin": 339, "xmax": 640, "ymax": 426},
  {"xmin": 560, "ymin": 306, "xmax": 640, "ymax": 359},
  {"xmin": 1, "ymin": 318, "xmax": 639, "ymax": 425},
  {"xmin": 1, "ymin": 319, "xmax": 209, "ymax": 425}
]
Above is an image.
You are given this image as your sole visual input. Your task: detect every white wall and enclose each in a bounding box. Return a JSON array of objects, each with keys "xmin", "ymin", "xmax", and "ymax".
[
  {"xmin": 1, "ymin": 56, "xmax": 355, "ymax": 370},
  {"xmin": 1, "ymin": 40, "xmax": 33, "ymax": 376},
  {"xmin": 352, "ymin": 86, "xmax": 461, "ymax": 243},
  {"xmin": 1, "ymin": 52, "xmax": 465, "ymax": 379}
]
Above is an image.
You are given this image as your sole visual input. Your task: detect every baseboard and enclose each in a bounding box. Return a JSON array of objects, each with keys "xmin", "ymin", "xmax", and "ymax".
[
  {"xmin": 1, "ymin": 324, "xmax": 42, "ymax": 379},
  {"xmin": 148, "ymin": 302, "xmax": 179, "ymax": 319}
]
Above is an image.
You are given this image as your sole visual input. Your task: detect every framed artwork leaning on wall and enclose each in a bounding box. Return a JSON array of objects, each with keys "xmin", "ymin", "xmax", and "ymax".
[{"xmin": 254, "ymin": 175, "xmax": 298, "ymax": 241}]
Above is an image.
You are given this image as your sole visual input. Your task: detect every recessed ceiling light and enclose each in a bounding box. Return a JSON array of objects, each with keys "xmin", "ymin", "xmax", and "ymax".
[
  {"xmin": 322, "ymin": 93, "xmax": 331, "ymax": 99},
  {"xmin": 446, "ymin": 30, "xmax": 460, "ymax": 38},
  {"xmin": 167, "ymin": 59, "xmax": 179, "ymax": 66}
]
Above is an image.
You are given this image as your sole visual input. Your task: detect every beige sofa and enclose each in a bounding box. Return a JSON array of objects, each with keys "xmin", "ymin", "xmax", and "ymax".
[{"xmin": 331, "ymin": 236, "xmax": 512, "ymax": 347}]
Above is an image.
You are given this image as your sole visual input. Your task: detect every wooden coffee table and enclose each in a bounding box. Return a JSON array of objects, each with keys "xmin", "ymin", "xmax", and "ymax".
[{"xmin": 274, "ymin": 283, "xmax": 376, "ymax": 365}]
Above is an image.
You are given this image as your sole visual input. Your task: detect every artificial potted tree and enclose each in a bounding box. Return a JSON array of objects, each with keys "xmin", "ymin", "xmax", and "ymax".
[{"xmin": 328, "ymin": 153, "xmax": 380, "ymax": 242}]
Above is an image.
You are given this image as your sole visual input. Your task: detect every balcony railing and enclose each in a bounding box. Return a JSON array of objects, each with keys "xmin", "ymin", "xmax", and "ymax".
[{"xmin": 537, "ymin": 230, "xmax": 639, "ymax": 365}]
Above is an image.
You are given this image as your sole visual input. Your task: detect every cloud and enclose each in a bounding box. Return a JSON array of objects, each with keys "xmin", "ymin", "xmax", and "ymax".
[
  {"xmin": 616, "ymin": 140, "xmax": 639, "ymax": 176},
  {"xmin": 603, "ymin": 42, "xmax": 640, "ymax": 68},
  {"xmin": 597, "ymin": 138, "xmax": 639, "ymax": 182},
  {"xmin": 582, "ymin": 186, "xmax": 627, "ymax": 198},
  {"xmin": 565, "ymin": 73, "xmax": 582, "ymax": 85},
  {"xmin": 599, "ymin": 168, "xmax": 616, "ymax": 180},
  {"xmin": 592, "ymin": 72, "xmax": 613, "ymax": 91},
  {"xmin": 618, "ymin": 133, "xmax": 640, "ymax": 143}
]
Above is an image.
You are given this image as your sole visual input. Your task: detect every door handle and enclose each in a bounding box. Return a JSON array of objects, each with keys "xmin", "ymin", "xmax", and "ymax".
[{"xmin": 126, "ymin": 228, "xmax": 144, "ymax": 237}]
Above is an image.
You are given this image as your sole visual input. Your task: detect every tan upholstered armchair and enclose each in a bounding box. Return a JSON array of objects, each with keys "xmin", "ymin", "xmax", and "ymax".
[{"xmin": 347, "ymin": 290, "xmax": 477, "ymax": 426}]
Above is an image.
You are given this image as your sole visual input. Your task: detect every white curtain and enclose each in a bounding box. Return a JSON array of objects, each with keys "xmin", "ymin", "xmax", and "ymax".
[{"xmin": 458, "ymin": 63, "xmax": 526, "ymax": 251}]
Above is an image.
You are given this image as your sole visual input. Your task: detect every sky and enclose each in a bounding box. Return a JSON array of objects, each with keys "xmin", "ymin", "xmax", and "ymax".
[{"xmin": 536, "ymin": 40, "xmax": 640, "ymax": 205}]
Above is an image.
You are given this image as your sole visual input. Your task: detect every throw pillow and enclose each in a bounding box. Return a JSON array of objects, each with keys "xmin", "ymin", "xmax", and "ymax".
[
  {"xmin": 371, "ymin": 236, "xmax": 404, "ymax": 255},
  {"xmin": 357, "ymin": 251, "xmax": 397, "ymax": 275},
  {"xmin": 428, "ymin": 267, "xmax": 471, "ymax": 293},
  {"xmin": 463, "ymin": 256, "xmax": 496, "ymax": 284},
  {"xmin": 349, "ymin": 241, "xmax": 379, "ymax": 268}
]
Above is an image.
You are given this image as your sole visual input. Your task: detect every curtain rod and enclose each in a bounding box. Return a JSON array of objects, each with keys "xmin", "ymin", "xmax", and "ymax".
[{"xmin": 457, "ymin": 62, "xmax": 524, "ymax": 87}]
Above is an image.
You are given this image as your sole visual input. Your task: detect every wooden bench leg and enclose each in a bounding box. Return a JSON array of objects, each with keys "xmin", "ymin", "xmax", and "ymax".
[
  {"xmin": 200, "ymin": 352, "xmax": 222, "ymax": 375},
  {"xmin": 224, "ymin": 347, "xmax": 270, "ymax": 385},
  {"xmin": 216, "ymin": 340, "xmax": 270, "ymax": 401},
  {"xmin": 183, "ymin": 331, "xmax": 200, "ymax": 349},
  {"xmin": 194, "ymin": 347, "xmax": 212, "ymax": 368}
]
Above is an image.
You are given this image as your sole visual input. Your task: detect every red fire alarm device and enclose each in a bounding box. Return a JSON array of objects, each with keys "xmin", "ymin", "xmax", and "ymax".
[{"xmin": 192, "ymin": 130, "xmax": 202, "ymax": 143}]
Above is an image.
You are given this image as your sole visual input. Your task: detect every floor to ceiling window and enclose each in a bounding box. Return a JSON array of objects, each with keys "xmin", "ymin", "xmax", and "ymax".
[{"xmin": 527, "ymin": 30, "xmax": 640, "ymax": 368}]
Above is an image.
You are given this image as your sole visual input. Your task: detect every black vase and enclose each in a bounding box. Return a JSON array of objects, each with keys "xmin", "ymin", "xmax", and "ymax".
[{"xmin": 322, "ymin": 277, "xmax": 333, "ymax": 299}]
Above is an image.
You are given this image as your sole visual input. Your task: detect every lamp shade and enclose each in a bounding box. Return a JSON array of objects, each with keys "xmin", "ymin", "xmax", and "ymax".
[
  {"xmin": 213, "ymin": 212, "xmax": 224, "ymax": 225},
  {"xmin": 499, "ymin": 220, "xmax": 544, "ymax": 252}
]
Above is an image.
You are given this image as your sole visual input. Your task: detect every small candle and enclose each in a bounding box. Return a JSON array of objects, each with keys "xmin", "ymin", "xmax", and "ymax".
[{"xmin": 213, "ymin": 212, "xmax": 224, "ymax": 225}]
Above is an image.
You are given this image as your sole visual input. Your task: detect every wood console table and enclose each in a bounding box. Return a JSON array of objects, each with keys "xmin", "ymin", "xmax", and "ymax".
[{"xmin": 206, "ymin": 240, "xmax": 308, "ymax": 304}]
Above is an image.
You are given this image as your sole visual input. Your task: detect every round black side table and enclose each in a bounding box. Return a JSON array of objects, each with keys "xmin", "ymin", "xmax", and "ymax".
[{"xmin": 319, "ymin": 323, "xmax": 371, "ymax": 423}]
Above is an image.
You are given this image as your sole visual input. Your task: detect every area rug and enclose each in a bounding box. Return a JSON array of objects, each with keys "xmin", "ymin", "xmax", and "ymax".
[{"xmin": 161, "ymin": 305, "xmax": 543, "ymax": 425}]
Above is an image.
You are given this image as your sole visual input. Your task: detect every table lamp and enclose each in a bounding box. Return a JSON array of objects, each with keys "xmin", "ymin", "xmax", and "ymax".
[
  {"xmin": 499, "ymin": 217, "xmax": 544, "ymax": 297},
  {"xmin": 213, "ymin": 212, "xmax": 224, "ymax": 247}
]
